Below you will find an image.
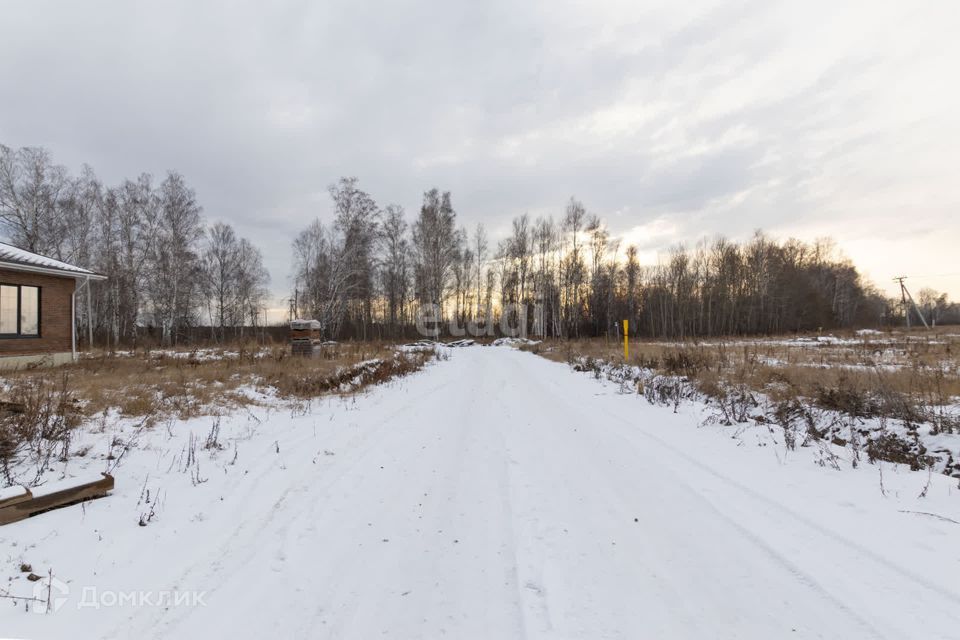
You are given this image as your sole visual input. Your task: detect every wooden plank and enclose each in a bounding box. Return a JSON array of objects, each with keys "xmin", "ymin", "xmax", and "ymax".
[
  {"xmin": 0, "ymin": 485, "xmax": 32, "ymax": 509},
  {"xmin": 0, "ymin": 473, "xmax": 114, "ymax": 526}
]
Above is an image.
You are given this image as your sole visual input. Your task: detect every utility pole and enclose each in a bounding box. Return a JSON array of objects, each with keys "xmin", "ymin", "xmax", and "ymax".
[
  {"xmin": 893, "ymin": 276, "xmax": 930, "ymax": 330},
  {"xmin": 895, "ymin": 276, "xmax": 910, "ymax": 329}
]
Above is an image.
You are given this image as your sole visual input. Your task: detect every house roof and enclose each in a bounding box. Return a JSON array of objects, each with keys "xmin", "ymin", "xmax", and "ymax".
[{"xmin": 0, "ymin": 242, "xmax": 106, "ymax": 279}]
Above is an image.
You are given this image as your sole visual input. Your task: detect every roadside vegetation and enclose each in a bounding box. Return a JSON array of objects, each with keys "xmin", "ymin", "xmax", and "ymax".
[
  {"xmin": 524, "ymin": 328, "xmax": 960, "ymax": 477},
  {"xmin": 0, "ymin": 342, "xmax": 433, "ymax": 486}
]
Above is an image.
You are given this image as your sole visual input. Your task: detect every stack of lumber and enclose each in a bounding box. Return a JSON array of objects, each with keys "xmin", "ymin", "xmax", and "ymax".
[{"xmin": 0, "ymin": 473, "xmax": 114, "ymax": 526}]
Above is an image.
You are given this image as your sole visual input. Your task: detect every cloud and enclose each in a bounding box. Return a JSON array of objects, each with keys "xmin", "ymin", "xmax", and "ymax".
[{"xmin": 1, "ymin": 0, "xmax": 958, "ymax": 299}]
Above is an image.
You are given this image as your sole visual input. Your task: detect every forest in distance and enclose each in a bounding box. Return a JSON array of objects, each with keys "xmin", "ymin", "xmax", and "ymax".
[
  {"xmin": 2, "ymin": 142, "xmax": 958, "ymax": 346},
  {"xmin": 294, "ymin": 181, "xmax": 959, "ymax": 340}
]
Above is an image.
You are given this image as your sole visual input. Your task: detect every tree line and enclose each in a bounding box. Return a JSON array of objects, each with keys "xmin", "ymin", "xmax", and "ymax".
[
  {"xmin": 294, "ymin": 177, "xmax": 940, "ymax": 341},
  {"xmin": 0, "ymin": 144, "xmax": 270, "ymax": 346},
  {"xmin": 3, "ymin": 150, "xmax": 953, "ymax": 346}
]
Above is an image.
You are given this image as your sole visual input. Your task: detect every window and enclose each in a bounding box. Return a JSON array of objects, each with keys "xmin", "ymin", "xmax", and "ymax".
[
  {"xmin": 0, "ymin": 286, "xmax": 15, "ymax": 334},
  {"xmin": 0, "ymin": 284, "xmax": 40, "ymax": 337},
  {"xmin": 20, "ymin": 286, "xmax": 39, "ymax": 335}
]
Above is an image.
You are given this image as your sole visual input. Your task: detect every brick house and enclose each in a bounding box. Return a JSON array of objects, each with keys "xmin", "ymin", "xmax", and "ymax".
[{"xmin": 0, "ymin": 242, "xmax": 106, "ymax": 369}]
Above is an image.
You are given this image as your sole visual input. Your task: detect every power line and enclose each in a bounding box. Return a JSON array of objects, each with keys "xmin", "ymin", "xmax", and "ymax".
[{"xmin": 900, "ymin": 272, "xmax": 960, "ymax": 279}]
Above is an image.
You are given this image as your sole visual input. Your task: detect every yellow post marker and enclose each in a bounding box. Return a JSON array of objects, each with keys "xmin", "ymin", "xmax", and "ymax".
[{"xmin": 623, "ymin": 319, "xmax": 629, "ymax": 361}]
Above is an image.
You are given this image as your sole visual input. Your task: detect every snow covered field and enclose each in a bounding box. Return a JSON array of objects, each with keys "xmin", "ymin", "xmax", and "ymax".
[{"xmin": 2, "ymin": 346, "xmax": 958, "ymax": 639}]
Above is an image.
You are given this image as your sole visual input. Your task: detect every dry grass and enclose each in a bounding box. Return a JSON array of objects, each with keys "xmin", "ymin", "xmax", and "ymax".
[
  {"xmin": 0, "ymin": 341, "xmax": 431, "ymax": 486},
  {"xmin": 527, "ymin": 328, "xmax": 960, "ymax": 432},
  {"xmin": 0, "ymin": 341, "xmax": 424, "ymax": 423},
  {"xmin": 525, "ymin": 329, "xmax": 960, "ymax": 474}
]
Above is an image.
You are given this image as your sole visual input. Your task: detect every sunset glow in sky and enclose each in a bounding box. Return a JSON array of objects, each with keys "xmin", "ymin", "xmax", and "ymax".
[{"xmin": 2, "ymin": 0, "xmax": 958, "ymax": 305}]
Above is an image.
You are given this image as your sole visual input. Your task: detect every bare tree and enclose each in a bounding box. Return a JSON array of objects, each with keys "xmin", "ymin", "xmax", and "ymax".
[
  {"xmin": 412, "ymin": 189, "xmax": 460, "ymax": 319},
  {"xmin": 561, "ymin": 197, "xmax": 587, "ymax": 337},
  {"xmin": 624, "ymin": 245, "xmax": 639, "ymax": 335},
  {"xmin": 1, "ymin": 143, "xmax": 273, "ymax": 347},
  {"xmin": 0, "ymin": 145, "xmax": 69, "ymax": 254},
  {"xmin": 143, "ymin": 172, "xmax": 203, "ymax": 345},
  {"xmin": 292, "ymin": 219, "xmax": 352, "ymax": 338},
  {"xmin": 201, "ymin": 223, "xmax": 240, "ymax": 341},
  {"xmin": 330, "ymin": 177, "xmax": 379, "ymax": 339},
  {"xmin": 379, "ymin": 204, "xmax": 410, "ymax": 335},
  {"xmin": 234, "ymin": 237, "xmax": 270, "ymax": 335},
  {"xmin": 472, "ymin": 223, "xmax": 488, "ymax": 320}
]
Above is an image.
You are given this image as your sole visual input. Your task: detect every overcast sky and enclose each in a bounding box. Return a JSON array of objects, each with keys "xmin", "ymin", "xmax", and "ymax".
[{"xmin": 2, "ymin": 0, "xmax": 958, "ymax": 315}]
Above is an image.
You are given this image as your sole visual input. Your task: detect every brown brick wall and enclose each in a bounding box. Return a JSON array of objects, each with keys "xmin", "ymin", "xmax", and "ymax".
[{"xmin": 0, "ymin": 268, "xmax": 75, "ymax": 355}]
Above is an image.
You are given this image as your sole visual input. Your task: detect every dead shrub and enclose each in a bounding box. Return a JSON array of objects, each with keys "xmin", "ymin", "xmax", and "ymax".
[
  {"xmin": 769, "ymin": 397, "xmax": 821, "ymax": 449},
  {"xmin": 265, "ymin": 351, "xmax": 429, "ymax": 398},
  {"xmin": 0, "ymin": 372, "xmax": 81, "ymax": 485},
  {"xmin": 643, "ymin": 375, "xmax": 695, "ymax": 410},
  {"xmin": 661, "ymin": 350, "xmax": 710, "ymax": 377},
  {"xmin": 695, "ymin": 370, "xmax": 723, "ymax": 399},
  {"xmin": 814, "ymin": 377, "xmax": 877, "ymax": 418},
  {"xmin": 706, "ymin": 384, "xmax": 757, "ymax": 426},
  {"xmin": 866, "ymin": 432, "xmax": 933, "ymax": 471}
]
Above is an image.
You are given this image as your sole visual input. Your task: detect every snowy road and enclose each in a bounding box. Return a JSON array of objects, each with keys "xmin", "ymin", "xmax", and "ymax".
[{"xmin": 5, "ymin": 346, "xmax": 959, "ymax": 639}]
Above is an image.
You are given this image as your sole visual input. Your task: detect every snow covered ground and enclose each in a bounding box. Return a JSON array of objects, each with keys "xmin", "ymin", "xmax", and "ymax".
[{"xmin": 1, "ymin": 346, "xmax": 958, "ymax": 639}]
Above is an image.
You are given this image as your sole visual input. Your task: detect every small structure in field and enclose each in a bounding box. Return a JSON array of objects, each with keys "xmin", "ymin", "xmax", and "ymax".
[
  {"xmin": 290, "ymin": 319, "xmax": 323, "ymax": 355},
  {"xmin": 0, "ymin": 242, "xmax": 106, "ymax": 369}
]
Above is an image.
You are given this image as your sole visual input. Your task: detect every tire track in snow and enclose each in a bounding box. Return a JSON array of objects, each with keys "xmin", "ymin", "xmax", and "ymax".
[
  {"xmin": 110, "ymin": 361, "xmax": 459, "ymax": 639},
  {"xmin": 506, "ymin": 348, "xmax": 959, "ymax": 639},
  {"xmin": 589, "ymin": 384, "xmax": 960, "ymax": 610},
  {"xmin": 490, "ymin": 349, "xmax": 893, "ymax": 638}
]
